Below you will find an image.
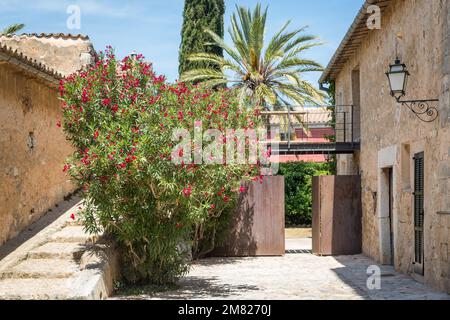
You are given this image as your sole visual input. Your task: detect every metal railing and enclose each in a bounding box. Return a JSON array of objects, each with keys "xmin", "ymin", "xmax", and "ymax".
[
  {"xmin": 260, "ymin": 105, "xmax": 360, "ymax": 148},
  {"xmin": 334, "ymin": 105, "xmax": 361, "ymax": 143}
]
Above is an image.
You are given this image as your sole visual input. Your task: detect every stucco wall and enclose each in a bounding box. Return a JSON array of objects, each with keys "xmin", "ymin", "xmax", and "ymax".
[
  {"xmin": 0, "ymin": 64, "xmax": 75, "ymax": 245},
  {"xmin": 334, "ymin": 0, "xmax": 449, "ymax": 292},
  {"xmin": 0, "ymin": 35, "xmax": 94, "ymax": 76}
]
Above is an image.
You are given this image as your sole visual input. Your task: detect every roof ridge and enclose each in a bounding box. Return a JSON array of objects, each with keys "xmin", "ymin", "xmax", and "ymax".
[
  {"xmin": 0, "ymin": 43, "xmax": 63, "ymax": 83},
  {"xmin": 0, "ymin": 33, "xmax": 89, "ymax": 40}
]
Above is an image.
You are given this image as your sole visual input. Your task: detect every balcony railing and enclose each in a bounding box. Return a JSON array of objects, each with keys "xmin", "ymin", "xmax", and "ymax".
[{"xmin": 259, "ymin": 105, "xmax": 360, "ymax": 155}]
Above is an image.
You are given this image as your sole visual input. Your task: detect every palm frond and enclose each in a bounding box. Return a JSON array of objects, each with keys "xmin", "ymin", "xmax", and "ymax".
[
  {"xmin": 275, "ymin": 57, "xmax": 323, "ymax": 71},
  {"xmin": 180, "ymin": 68, "xmax": 226, "ymax": 83},
  {"xmin": 264, "ymin": 26, "xmax": 307, "ymax": 65},
  {"xmin": 187, "ymin": 53, "xmax": 244, "ymax": 75},
  {"xmin": 255, "ymin": 83, "xmax": 277, "ymax": 105},
  {"xmin": 183, "ymin": 4, "xmax": 324, "ymax": 110},
  {"xmin": 285, "ymin": 42, "xmax": 325, "ymax": 59},
  {"xmin": 2, "ymin": 23, "xmax": 24, "ymax": 35},
  {"xmin": 205, "ymin": 29, "xmax": 247, "ymax": 70},
  {"xmin": 283, "ymin": 33, "xmax": 318, "ymax": 53},
  {"xmin": 264, "ymin": 20, "xmax": 292, "ymax": 63}
]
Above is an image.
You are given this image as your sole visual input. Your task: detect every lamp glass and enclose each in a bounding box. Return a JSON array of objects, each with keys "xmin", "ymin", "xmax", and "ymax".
[
  {"xmin": 388, "ymin": 71, "xmax": 406, "ymax": 92},
  {"xmin": 387, "ymin": 60, "xmax": 408, "ymax": 97}
]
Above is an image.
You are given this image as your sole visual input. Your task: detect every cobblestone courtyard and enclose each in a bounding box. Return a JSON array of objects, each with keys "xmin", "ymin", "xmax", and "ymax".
[{"xmin": 114, "ymin": 237, "xmax": 450, "ymax": 300}]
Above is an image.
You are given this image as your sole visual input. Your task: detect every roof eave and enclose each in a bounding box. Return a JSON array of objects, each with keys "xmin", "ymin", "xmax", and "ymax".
[
  {"xmin": 319, "ymin": 0, "xmax": 393, "ymax": 84},
  {"xmin": 0, "ymin": 46, "xmax": 63, "ymax": 86}
]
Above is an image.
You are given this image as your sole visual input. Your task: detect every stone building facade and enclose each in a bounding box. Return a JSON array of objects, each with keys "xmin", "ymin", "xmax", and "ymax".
[
  {"xmin": 320, "ymin": 0, "xmax": 450, "ymax": 293},
  {"xmin": 0, "ymin": 34, "xmax": 94, "ymax": 246}
]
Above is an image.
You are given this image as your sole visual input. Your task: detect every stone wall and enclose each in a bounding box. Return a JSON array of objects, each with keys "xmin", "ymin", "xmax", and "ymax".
[
  {"xmin": 0, "ymin": 34, "xmax": 94, "ymax": 246},
  {"xmin": 334, "ymin": 0, "xmax": 449, "ymax": 292},
  {"xmin": 0, "ymin": 64, "xmax": 75, "ymax": 245}
]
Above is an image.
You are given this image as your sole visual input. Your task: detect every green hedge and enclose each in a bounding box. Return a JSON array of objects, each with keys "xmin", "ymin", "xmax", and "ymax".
[{"xmin": 278, "ymin": 162, "xmax": 334, "ymax": 227}]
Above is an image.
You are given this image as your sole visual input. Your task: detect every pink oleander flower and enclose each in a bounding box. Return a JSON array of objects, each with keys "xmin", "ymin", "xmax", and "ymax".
[
  {"xmin": 182, "ymin": 186, "xmax": 192, "ymax": 198},
  {"xmin": 82, "ymin": 89, "xmax": 89, "ymax": 103},
  {"xmin": 102, "ymin": 98, "xmax": 111, "ymax": 106}
]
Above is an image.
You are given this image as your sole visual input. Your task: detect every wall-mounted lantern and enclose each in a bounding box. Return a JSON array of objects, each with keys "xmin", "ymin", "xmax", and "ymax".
[{"xmin": 386, "ymin": 58, "xmax": 439, "ymax": 122}]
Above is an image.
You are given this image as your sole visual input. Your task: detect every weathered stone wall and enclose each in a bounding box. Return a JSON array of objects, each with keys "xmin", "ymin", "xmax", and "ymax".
[
  {"xmin": 335, "ymin": 0, "xmax": 449, "ymax": 292},
  {"xmin": 0, "ymin": 35, "xmax": 94, "ymax": 76},
  {"xmin": 0, "ymin": 65, "xmax": 75, "ymax": 246}
]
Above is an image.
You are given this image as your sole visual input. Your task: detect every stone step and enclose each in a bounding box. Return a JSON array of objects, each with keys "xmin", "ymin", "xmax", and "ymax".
[
  {"xmin": 65, "ymin": 219, "xmax": 84, "ymax": 227},
  {"xmin": 0, "ymin": 258, "xmax": 80, "ymax": 280},
  {"xmin": 28, "ymin": 242, "xmax": 87, "ymax": 260},
  {"xmin": 49, "ymin": 226, "xmax": 94, "ymax": 243},
  {"xmin": 0, "ymin": 278, "xmax": 73, "ymax": 300}
]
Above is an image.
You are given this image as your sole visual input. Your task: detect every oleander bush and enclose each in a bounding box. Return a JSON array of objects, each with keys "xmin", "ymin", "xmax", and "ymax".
[{"xmin": 59, "ymin": 47, "xmax": 263, "ymax": 284}]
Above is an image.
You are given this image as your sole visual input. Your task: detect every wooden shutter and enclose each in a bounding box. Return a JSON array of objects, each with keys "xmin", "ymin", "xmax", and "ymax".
[{"xmin": 413, "ymin": 152, "xmax": 424, "ymax": 274}]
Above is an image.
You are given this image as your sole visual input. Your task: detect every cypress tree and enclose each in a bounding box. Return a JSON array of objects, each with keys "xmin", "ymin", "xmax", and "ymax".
[{"xmin": 179, "ymin": 0, "xmax": 225, "ymax": 78}]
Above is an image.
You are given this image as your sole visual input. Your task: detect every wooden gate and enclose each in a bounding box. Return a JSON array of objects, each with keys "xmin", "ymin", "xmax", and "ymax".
[
  {"xmin": 211, "ymin": 176, "xmax": 285, "ymax": 257},
  {"xmin": 312, "ymin": 175, "xmax": 362, "ymax": 256}
]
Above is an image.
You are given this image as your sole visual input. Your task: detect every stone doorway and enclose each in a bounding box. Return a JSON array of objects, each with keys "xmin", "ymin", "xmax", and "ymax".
[{"xmin": 378, "ymin": 146, "xmax": 397, "ymax": 266}]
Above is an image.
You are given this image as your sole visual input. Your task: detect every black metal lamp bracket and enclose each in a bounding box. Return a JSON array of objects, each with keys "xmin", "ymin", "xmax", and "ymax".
[{"xmin": 395, "ymin": 97, "xmax": 439, "ymax": 123}]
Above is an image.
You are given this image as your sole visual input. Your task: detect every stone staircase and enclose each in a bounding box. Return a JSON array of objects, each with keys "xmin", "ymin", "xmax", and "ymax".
[{"xmin": 0, "ymin": 201, "xmax": 118, "ymax": 300}]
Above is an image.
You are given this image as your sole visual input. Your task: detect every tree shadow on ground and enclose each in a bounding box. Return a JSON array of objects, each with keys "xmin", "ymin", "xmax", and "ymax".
[
  {"xmin": 192, "ymin": 256, "xmax": 258, "ymax": 267},
  {"xmin": 114, "ymin": 276, "xmax": 260, "ymax": 300}
]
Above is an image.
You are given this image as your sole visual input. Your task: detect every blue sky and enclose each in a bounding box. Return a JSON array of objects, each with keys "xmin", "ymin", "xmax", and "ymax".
[{"xmin": 1, "ymin": 0, "xmax": 364, "ymax": 85}]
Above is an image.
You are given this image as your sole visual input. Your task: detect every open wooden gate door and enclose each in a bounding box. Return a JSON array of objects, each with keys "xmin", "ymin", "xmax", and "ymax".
[
  {"xmin": 211, "ymin": 176, "xmax": 285, "ymax": 257},
  {"xmin": 312, "ymin": 175, "xmax": 362, "ymax": 256}
]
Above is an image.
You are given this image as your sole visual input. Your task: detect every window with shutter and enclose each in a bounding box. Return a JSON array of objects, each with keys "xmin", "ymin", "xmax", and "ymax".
[{"xmin": 413, "ymin": 152, "xmax": 424, "ymax": 275}]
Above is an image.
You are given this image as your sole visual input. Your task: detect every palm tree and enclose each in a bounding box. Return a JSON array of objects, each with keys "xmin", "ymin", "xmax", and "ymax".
[
  {"xmin": 180, "ymin": 4, "xmax": 325, "ymax": 109},
  {"xmin": 1, "ymin": 23, "xmax": 25, "ymax": 35}
]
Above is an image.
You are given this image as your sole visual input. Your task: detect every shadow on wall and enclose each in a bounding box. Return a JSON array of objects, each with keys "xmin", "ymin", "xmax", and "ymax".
[
  {"xmin": 209, "ymin": 175, "xmax": 286, "ymax": 257},
  {"xmin": 209, "ymin": 189, "xmax": 258, "ymax": 257},
  {"xmin": 0, "ymin": 193, "xmax": 81, "ymax": 261}
]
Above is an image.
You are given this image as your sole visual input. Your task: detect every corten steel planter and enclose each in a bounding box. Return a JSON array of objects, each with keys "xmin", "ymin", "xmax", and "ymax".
[
  {"xmin": 211, "ymin": 176, "xmax": 285, "ymax": 257},
  {"xmin": 312, "ymin": 175, "xmax": 362, "ymax": 256}
]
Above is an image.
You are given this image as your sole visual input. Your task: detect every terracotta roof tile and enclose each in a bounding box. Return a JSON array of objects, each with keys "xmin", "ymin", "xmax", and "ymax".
[
  {"xmin": 264, "ymin": 107, "xmax": 332, "ymax": 126},
  {"xmin": 0, "ymin": 33, "xmax": 89, "ymax": 41}
]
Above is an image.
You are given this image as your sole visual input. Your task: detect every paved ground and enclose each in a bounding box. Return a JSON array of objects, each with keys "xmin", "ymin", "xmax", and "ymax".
[
  {"xmin": 285, "ymin": 228, "xmax": 312, "ymax": 239},
  {"xmin": 1, "ymin": 216, "xmax": 448, "ymax": 300},
  {"xmin": 114, "ymin": 235, "xmax": 450, "ymax": 300}
]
